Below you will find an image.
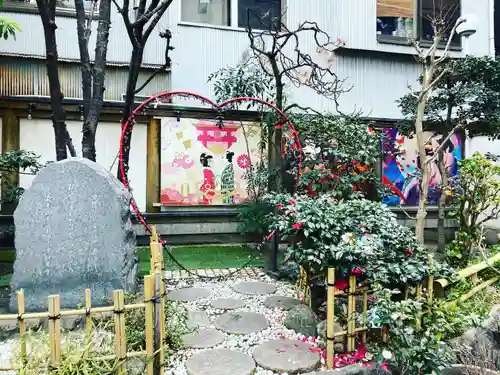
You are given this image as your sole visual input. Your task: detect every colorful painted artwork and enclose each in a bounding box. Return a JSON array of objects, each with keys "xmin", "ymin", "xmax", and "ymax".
[
  {"xmin": 160, "ymin": 118, "xmax": 263, "ymax": 206},
  {"xmin": 382, "ymin": 129, "xmax": 463, "ymax": 206}
]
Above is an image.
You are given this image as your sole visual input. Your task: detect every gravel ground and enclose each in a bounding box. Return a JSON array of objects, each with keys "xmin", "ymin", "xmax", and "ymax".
[{"xmin": 164, "ymin": 273, "xmax": 327, "ymax": 375}]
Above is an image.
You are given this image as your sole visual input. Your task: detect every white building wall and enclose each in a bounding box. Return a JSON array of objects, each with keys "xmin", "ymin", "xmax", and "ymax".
[{"xmin": 19, "ymin": 120, "xmax": 147, "ymax": 209}]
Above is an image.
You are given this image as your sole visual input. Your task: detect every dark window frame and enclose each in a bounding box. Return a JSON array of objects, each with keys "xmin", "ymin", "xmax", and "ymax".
[
  {"xmin": 1, "ymin": 0, "xmax": 98, "ymax": 18},
  {"xmin": 237, "ymin": 0, "xmax": 282, "ymax": 31},
  {"xmin": 377, "ymin": 0, "xmax": 462, "ymax": 49}
]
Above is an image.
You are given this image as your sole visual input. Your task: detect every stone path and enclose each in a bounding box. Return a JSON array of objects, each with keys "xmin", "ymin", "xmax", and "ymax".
[{"xmin": 165, "ymin": 276, "xmax": 324, "ymax": 375}]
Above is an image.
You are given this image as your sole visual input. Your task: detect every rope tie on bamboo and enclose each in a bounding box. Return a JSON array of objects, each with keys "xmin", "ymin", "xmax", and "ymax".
[
  {"xmin": 48, "ymin": 314, "xmax": 61, "ymax": 320},
  {"xmin": 85, "ymin": 307, "xmax": 92, "ymax": 316},
  {"xmin": 113, "ymin": 309, "xmax": 125, "ymax": 314},
  {"xmin": 17, "ymin": 313, "xmax": 24, "ymax": 321}
]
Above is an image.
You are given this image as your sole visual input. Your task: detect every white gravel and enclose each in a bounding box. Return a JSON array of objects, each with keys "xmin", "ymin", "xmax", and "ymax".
[{"xmin": 164, "ymin": 273, "xmax": 327, "ymax": 375}]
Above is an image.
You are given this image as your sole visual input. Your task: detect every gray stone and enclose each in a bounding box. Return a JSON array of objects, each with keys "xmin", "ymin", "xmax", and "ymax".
[
  {"xmin": 187, "ymin": 310, "xmax": 210, "ymax": 329},
  {"xmin": 167, "ymin": 287, "xmax": 210, "ymax": 302},
  {"xmin": 211, "ymin": 298, "xmax": 245, "ymax": 310},
  {"xmin": 264, "ymin": 295, "xmax": 301, "ymax": 310},
  {"xmin": 215, "ymin": 311, "xmax": 268, "ymax": 334},
  {"xmin": 304, "ymin": 365, "xmax": 385, "ymax": 375},
  {"xmin": 185, "ymin": 348, "xmax": 255, "ymax": 375},
  {"xmin": 9, "ymin": 158, "xmax": 137, "ymax": 312},
  {"xmin": 284, "ymin": 305, "xmax": 319, "ymax": 337},
  {"xmin": 232, "ymin": 281, "xmax": 277, "ymax": 295},
  {"xmin": 317, "ymin": 320, "xmax": 345, "ymax": 343},
  {"xmin": 252, "ymin": 339, "xmax": 321, "ymax": 374},
  {"xmin": 182, "ymin": 328, "xmax": 225, "ymax": 348}
]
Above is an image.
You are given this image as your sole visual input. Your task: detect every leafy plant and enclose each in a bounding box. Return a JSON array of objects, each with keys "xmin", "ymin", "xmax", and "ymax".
[
  {"xmin": 366, "ymin": 287, "xmax": 455, "ymax": 375},
  {"xmin": 0, "ymin": 17, "xmax": 21, "ymax": 40},
  {"xmin": 447, "ymin": 152, "xmax": 500, "ymax": 267},
  {"xmin": 0, "ymin": 150, "xmax": 43, "ymax": 203}
]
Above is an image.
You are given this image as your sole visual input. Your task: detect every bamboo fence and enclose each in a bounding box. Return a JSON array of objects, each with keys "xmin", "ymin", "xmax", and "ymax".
[
  {"xmin": 0, "ymin": 226, "xmax": 166, "ymax": 375},
  {"xmin": 298, "ymin": 253, "xmax": 500, "ymax": 369}
]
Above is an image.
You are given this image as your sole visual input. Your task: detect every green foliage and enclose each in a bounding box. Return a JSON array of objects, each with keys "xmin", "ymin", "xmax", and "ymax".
[
  {"xmin": 366, "ymin": 288, "xmax": 455, "ymax": 375},
  {"xmin": 0, "ymin": 150, "xmax": 43, "ymax": 203},
  {"xmin": 398, "ymin": 56, "xmax": 500, "ymax": 138},
  {"xmin": 447, "ymin": 152, "xmax": 500, "ymax": 267},
  {"xmin": 265, "ymin": 193, "xmax": 452, "ymax": 285},
  {"xmin": 0, "ymin": 17, "xmax": 20, "ymax": 40}
]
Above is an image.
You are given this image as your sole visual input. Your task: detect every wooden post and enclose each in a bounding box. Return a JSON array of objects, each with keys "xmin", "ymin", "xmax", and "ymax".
[
  {"xmin": 113, "ymin": 290, "xmax": 126, "ymax": 375},
  {"xmin": 1, "ymin": 108, "xmax": 20, "ymax": 214},
  {"xmin": 144, "ymin": 276, "xmax": 155, "ymax": 375},
  {"xmin": 362, "ymin": 290, "xmax": 368, "ymax": 344},
  {"xmin": 326, "ymin": 268, "xmax": 335, "ymax": 369},
  {"xmin": 347, "ymin": 275, "xmax": 356, "ymax": 352},
  {"xmin": 427, "ymin": 254, "xmax": 434, "ymax": 306},
  {"xmin": 146, "ymin": 117, "xmax": 161, "ymax": 213},
  {"xmin": 84, "ymin": 289, "xmax": 92, "ymax": 347},
  {"xmin": 17, "ymin": 290, "xmax": 26, "ymax": 374},
  {"xmin": 415, "ymin": 284, "xmax": 422, "ymax": 331},
  {"xmin": 154, "ymin": 272, "xmax": 165, "ymax": 375},
  {"xmin": 48, "ymin": 295, "xmax": 61, "ymax": 369}
]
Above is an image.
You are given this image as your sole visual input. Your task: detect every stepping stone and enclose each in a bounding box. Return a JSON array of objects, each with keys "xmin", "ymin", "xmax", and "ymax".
[
  {"xmin": 211, "ymin": 298, "xmax": 246, "ymax": 310},
  {"xmin": 232, "ymin": 281, "xmax": 277, "ymax": 295},
  {"xmin": 215, "ymin": 311, "xmax": 268, "ymax": 334},
  {"xmin": 187, "ymin": 311, "xmax": 210, "ymax": 329},
  {"xmin": 264, "ymin": 295, "xmax": 301, "ymax": 310},
  {"xmin": 186, "ymin": 348, "xmax": 255, "ymax": 375},
  {"xmin": 167, "ymin": 287, "xmax": 210, "ymax": 302},
  {"xmin": 182, "ymin": 328, "xmax": 225, "ymax": 349},
  {"xmin": 253, "ymin": 339, "xmax": 321, "ymax": 374}
]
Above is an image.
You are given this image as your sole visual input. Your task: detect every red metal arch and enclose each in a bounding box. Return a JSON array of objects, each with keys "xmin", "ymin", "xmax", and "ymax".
[{"xmin": 118, "ymin": 91, "xmax": 303, "ymax": 238}]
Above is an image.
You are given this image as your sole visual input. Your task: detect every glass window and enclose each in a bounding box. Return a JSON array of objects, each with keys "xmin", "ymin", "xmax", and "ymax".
[
  {"xmin": 181, "ymin": 0, "xmax": 229, "ymax": 26},
  {"xmin": 376, "ymin": 0, "xmax": 415, "ymax": 38},
  {"xmin": 420, "ymin": 0, "xmax": 461, "ymax": 45},
  {"xmin": 238, "ymin": 0, "xmax": 281, "ymax": 30}
]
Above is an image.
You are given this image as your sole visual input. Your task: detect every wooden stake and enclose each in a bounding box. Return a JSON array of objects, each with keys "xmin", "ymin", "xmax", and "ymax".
[
  {"xmin": 113, "ymin": 290, "xmax": 126, "ymax": 375},
  {"xmin": 144, "ymin": 276, "xmax": 154, "ymax": 375},
  {"xmin": 362, "ymin": 290, "xmax": 368, "ymax": 344},
  {"xmin": 17, "ymin": 290, "xmax": 26, "ymax": 374},
  {"xmin": 48, "ymin": 295, "xmax": 61, "ymax": 368},
  {"xmin": 154, "ymin": 271, "xmax": 165, "ymax": 375},
  {"xmin": 427, "ymin": 254, "xmax": 434, "ymax": 306},
  {"xmin": 1, "ymin": 108, "xmax": 20, "ymax": 214},
  {"xmin": 347, "ymin": 275, "xmax": 356, "ymax": 352},
  {"xmin": 84, "ymin": 289, "xmax": 93, "ymax": 347},
  {"xmin": 326, "ymin": 268, "xmax": 335, "ymax": 369},
  {"xmin": 146, "ymin": 117, "xmax": 161, "ymax": 213},
  {"xmin": 415, "ymin": 284, "xmax": 422, "ymax": 331}
]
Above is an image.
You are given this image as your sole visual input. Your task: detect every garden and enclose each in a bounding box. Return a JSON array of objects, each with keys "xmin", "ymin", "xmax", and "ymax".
[{"xmin": 1, "ymin": 14, "xmax": 500, "ymax": 375}]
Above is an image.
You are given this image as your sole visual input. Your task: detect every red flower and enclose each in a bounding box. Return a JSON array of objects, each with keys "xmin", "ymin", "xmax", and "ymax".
[
  {"xmin": 290, "ymin": 199, "xmax": 295, "ymax": 205},
  {"xmin": 405, "ymin": 248, "xmax": 414, "ymax": 256},
  {"xmin": 381, "ymin": 360, "xmax": 391, "ymax": 373},
  {"xmin": 276, "ymin": 203, "xmax": 284, "ymax": 210},
  {"xmin": 335, "ymin": 280, "xmax": 348, "ymax": 290},
  {"xmin": 351, "ymin": 267, "xmax": 363, "ymax": 276},
  {"xmin": 292, "ymin": 222, "xmax": 304, "ymax": 230}
]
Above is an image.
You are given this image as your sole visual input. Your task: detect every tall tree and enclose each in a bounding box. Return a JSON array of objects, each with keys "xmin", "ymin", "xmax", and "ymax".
[
  {"xmin": 75, "ymin": 0, "xmax": 112, "ymax": 161},
  {"xmin": 35, "ymin": 0, "xmax": 77, "ymax": 160},
  {"xmin": 113, "ymin": 0, "xmax": 174, "ymax": 182}
]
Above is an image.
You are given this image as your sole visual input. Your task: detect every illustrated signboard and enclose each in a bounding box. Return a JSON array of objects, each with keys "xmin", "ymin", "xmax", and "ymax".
[
  {"xmin": 160, "ymin": 118, "xmax": 262, "ymax": 205},
  {"xmin": 382, "ymin": 129, "xmax": 463, "ymax": 206}
]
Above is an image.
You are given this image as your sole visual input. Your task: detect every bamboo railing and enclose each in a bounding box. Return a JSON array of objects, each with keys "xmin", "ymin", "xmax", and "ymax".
[
  {"xmin": 0, "ymin": 226, "xmax": 166, "ymax": 374},
  {"xmin": 298, "ymin": 253, "xmax": 500, "ymax": 369}
]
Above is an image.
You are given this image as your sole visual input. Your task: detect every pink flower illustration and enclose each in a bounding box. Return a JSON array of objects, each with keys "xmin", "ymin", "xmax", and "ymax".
[{"xmin": 237, "ymin": 154, "xmax": 251, "ymax": 169}]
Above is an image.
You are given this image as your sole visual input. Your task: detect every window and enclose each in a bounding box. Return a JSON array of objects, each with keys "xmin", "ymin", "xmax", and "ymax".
[
  {"xmin": 181, "ymin": 0, "xmax": 282, "ymax": 30},
  {"xmin": 181, "ymin": 0, "xmax": 229, "ymax": 26},
  {"xmin": 376, "ymin": 0, "xmax": 461, "ymax": 45}
]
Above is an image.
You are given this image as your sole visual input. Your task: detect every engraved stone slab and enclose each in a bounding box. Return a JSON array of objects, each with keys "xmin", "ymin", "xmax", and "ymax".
[{"xmin": 215, "ymin": 311, "xmax": 268, "ymax": 334}]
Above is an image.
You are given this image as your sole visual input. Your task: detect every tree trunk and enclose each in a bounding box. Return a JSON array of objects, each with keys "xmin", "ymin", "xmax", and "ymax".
[
  {"xmin": 36, "ymin": 0, "xmax": 69, "ymax": 161},
  {"xmin": 118, "ymin": 46, "xmax": 144, "ymax": 181},
  {"xmin": 437, "ymin": 151, "xmax": 448, "ymax": 253}
]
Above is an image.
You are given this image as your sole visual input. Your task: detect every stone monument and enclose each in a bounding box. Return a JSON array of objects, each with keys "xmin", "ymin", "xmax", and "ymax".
[{"xmin": 9, "ymin": 158, "xmax": 137, "ymax": 312}]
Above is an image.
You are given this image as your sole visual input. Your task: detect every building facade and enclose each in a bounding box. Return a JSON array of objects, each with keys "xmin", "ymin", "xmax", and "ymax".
[{"xmin": 0, "ymin": 0, "xmax": 496, "ymax": 226}]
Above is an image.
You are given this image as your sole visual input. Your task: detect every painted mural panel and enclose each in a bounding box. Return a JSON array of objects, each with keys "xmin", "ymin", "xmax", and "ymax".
[
  {"xmin": 382, "ymin": 129, "xmax": 463, "ymax": 206},
  {"xmin": 160, "ymin": 118, "xmax": 262, "ymax": 205}
]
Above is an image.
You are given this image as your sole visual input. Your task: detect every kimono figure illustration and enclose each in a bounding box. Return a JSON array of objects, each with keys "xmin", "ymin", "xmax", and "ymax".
[
  {"xmin": 200, "ymin": 153, "xmax": 215, "ymax": 204},
  {"xmin": 221, "ymin": 151, "xmax": 235, "ymax": 204}
]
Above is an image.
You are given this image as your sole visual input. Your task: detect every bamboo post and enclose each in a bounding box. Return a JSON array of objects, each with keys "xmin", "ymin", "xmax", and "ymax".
[
  {"xmin": 154, "ymin": 271, "xmax": 165, "ymax": 375},
  {"xmin": 84, "ymin": 289, "xmax": 92, "ymax": 347},
  {"xmin": 48, "ymin": 295, "xmax": 61, "ymax": 369},
  {"xmin": 326, "ymin": 268, "xmax": 335, "ymax": 369},
  {"xmin": 427, "ymin": 254, "xmax": 434, "ymax": 306},
  {"xmin": 146, "ymin": 117, "xmax": 161, "ymax": 213},
  {"xmin": 470, "ymin": 272, "xmax": 478, "ymax": 284},
  {"xmin": 113, "ymin": 290, "xmax": 127, "ymax": 375},
  {"xmin": 150, "ymin": 226, "xmax": 159, "ymax": 275},
  {"xmin": 347, "ymin": 275, "xmax": 356, "ymax": 352},
  {"xmin": 17, "ymin": 290, "xmax": 26, "ymax": 374},
  {"xmin": 144, "ymin": 276, "xmax": 155, "ymax": 375},
  {"xmin": 362, "ymin": 290, "xmax": 368, "ymax": 344},
  {"xmin": 415, "ymin": 284, "xmax": 422, "ymax": 331}
]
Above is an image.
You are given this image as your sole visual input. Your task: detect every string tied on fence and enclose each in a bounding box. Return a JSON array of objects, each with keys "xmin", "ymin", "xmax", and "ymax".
[
  {"xmin": 16, "ymin": 313, "xmax": 24, "ymax": 321},
  {"xmin": 48, "ymin": 314, "xmax": 61, "ymax": 320}
]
